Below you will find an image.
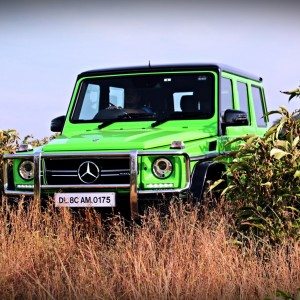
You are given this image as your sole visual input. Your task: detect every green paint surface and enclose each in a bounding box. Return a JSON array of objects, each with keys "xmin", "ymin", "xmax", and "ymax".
[{"xmin": 12, "ymin": 67, "xmax": 268, "ymax": 193}]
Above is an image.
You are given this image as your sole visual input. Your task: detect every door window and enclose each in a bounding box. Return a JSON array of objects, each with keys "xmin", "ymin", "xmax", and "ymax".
[
  {"xmin": 221, "ymin": 77, "xmax": 233, "ymax": 117},
  {"xmin": 252, "ymin": 86, "xmax": 266, "ymax": 127},
  {"xmin": 237, "ymin": 81, "xmax": 249, "ymax": 122}
]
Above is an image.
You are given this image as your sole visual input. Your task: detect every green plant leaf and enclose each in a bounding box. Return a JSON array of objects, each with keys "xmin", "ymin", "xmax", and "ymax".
[
  {"xmin": 292, "ymin": 136, "xmax": 299, "ymax": 148},
  {"xmin": 276, "ymin": 289, "xmax": 293, "ymax": 300},
  {"xmin": 220, "ymin": 185, "xmax": 235, "ymax": 196},
  {"xmin": 208, "ymin": 179, "xmax": 225, "ymax": 191},
  {"xmin": 283, "ymin": 206, "xmax": 300, "ymax": 213},
  {"xmin": 274, "ymin": 140, "xmax": 289, "ymax": 150},
  {"xmin": 294, "ymin": 171, "xmax": 300, "ymax": 178},
  {"xmin": 270, "ymin": 148, "xmax": 289, "ymax": 160},
  {"xmin": 264, "ymin": 125, "xmax": 278, "ymax": 139},
  {"xmin": 261, "ymin": 182, "xmax": 272, "ymax": 187},
  {"xmin": 240, "ymin": 222, "xmax": 266, "ymax": 230},
  {"xmin": 295, "ymin": 288, "xmax": 300, "ymax": 300},
  {"xmin": 266, "ymin": 110, "xmax": 281, "ymax": 116}
]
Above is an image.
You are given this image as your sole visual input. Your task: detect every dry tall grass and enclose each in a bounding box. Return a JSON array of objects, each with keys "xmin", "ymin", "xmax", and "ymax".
[{"xmin": 0, "ymin": 196, "xmax": 299, "ymax": 299}]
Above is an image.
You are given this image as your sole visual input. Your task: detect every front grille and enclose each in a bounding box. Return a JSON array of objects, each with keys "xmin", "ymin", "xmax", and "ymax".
[{"xmin": 44, "ymin": 157, "xmax": 130, "ymax": 185}]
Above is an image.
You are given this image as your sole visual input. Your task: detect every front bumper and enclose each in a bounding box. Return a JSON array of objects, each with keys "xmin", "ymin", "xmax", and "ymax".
[{"xmin": 3, "ymin": 150, "xmax": 191, "ymax": 219}]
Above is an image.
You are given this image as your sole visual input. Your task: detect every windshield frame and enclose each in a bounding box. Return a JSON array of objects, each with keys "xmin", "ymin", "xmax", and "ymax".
[{"xmin": 69, "ymin": 70, "xmax": 217, "ymax": 124}]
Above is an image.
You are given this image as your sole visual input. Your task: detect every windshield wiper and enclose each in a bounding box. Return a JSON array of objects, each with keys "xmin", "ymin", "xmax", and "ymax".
[
  {"xmin": 98, "ymin": 112, "xmax": 155, "ymax": 130},
  {"xmin": 151, "ymin": 113, "xmax": 180, "ymax": 128},
  {"xmin": 98, "ymin": 114, "xmax": 129, "ymax": 129},
  {"xmin": 151, "ymin": 112, "xmax": 211, "ymax": 128},
  {"xmin": 151, "ymin": 117, "xmax": 173, "ymax": 128}
]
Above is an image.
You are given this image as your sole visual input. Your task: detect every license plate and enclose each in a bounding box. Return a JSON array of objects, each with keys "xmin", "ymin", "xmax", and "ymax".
[{"xmin": 54, "ymin": 192, "xmax": 116, "ymax": 207}]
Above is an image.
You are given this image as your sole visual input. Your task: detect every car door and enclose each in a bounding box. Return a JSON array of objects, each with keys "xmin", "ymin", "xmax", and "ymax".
[{"xmin": 219, "ymin": 77, "xmax": 257, "ymax": 153}]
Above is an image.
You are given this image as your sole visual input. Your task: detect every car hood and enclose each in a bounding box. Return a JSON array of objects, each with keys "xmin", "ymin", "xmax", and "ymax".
[{"xmin": 43, "ymin": 128, "xmax": 214, "ymax": 152}]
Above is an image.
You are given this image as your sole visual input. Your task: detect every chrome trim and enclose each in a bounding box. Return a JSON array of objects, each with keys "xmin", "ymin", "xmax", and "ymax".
[
  {"xmin": 101, "ymin": 169, "xmax": 130, "ymax": 173},
  {"xmin": 3, "ymin": 156, "xmax": 8, "ymax": 193},
  {"xmin": 40, "ymin": 150, "xmax": 186, "ymax": 158},
  {"xmin": 51, "ymin": 175, "xmax": 78, "ymax": 177},
  {"xmin": 33, "ymin": 149, "xmax": 42, "ymax": 201},
  {"xmin": 41, "ymin": 184, "xmax": 130, "ymax": 189},
  {"xmin": 42, "ymin": 151, "xmax": 132, "ymax": 158},
  {"xmin": 50, "ymin": 173, "xmax": 130, "ymax": 177},
  {"xmin": 3, "ymin": 153, "xmax": 34, "ymax": 159},
  {"xmin": 46, "ymin": 169, "xmax": 130, "ymax": 175},
  {"xmin": 190, "ymin": 152, "xmax": 218, "ymax": 162},
  {"xmin": 139, "ymin": 150, "xmax": 185, "ymax": 155},
  {"xmin": 129, "ymin": 150, "xmax": 138, "ymax": 219},
  {"xmin": 101, "ymin": 174, "xmax": 129, "ymax": 177},
  {"xmin": 4, "ymin": 150, "xmax": 192, "ymax": 220},
  {"xmin": 5, "ymin": 190, "xmax": 34, "ymax": 196},
  {"xmin": 47, "ymin": 170, "xmax": 77, "ymax": 173}
]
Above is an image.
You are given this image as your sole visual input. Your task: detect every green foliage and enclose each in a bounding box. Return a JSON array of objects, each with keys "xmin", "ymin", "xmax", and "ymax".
[
  {"xmin": 0, "ymin": 129, "xmax": 20, "ymax": 191},
  {"xmin": 0, "ymin": 130, "xmax": 58, "ymax": 194},
  {"xmin": 280, "ymin": 86, "xmax": 300, "ymax": 101},
  {"xmin": 273, "ymin": 288, "xmax": 300, "ymax": 300},
  {"xmin": 216, "ymin": 105, "xmax": 300, "ymax": 243}
]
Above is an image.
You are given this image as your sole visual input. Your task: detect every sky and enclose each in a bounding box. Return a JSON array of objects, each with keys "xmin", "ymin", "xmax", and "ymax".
[{"xmin": 0, "ymin": 0, "xmax": 299, "ymax": 139}]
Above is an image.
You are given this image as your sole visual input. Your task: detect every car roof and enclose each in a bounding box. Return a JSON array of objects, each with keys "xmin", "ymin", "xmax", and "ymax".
[{"xmin": 78, "ymin": 63, "xmax": 262, "ymax": 82}]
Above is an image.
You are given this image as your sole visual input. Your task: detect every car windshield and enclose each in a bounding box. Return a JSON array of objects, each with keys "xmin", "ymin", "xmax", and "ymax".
[{"xmin": 71, "ymin": 72, "xmax": 215, "ymax": 123}]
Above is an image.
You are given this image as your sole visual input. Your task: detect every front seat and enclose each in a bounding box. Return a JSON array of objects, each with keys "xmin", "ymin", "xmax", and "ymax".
[{"xmin": 180, "ymin": 95, "xmax": 199, "ymax": 112}]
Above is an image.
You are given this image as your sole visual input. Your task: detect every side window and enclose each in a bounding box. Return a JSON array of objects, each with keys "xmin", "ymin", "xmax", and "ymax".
[
  {"xmin": 109, "ymin": 87, "xmax": 124, "ymax": 108},
  {"xmin": 237, "ymin": 81, "xmax": 249, "ymax": 120},
  {"xmin": 252, "ymin": 86, "xmax": 266, "ymax": 127},
  {"xmin": 79, "ymin": 83, "xmax": 100, "ymax": 120},
  {"xmin": 221, "ymin": 77, "xmax": 233, "ymax": 116}
]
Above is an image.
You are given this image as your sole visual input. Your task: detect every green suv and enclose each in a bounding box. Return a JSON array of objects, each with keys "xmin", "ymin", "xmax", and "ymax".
[{"xmin": 3, "ymin": 64, "xmax": 268, "ymax": 218}]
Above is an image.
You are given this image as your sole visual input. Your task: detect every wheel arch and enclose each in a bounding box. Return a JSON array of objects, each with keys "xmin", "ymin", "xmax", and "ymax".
[{"xmin": 189, "ymin": 160, "xmax": 227, "ymax": 200}]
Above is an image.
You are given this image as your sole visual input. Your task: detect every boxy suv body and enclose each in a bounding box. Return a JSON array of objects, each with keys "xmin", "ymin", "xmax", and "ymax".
[{"xmin": 3, "ymin": 64, "xmax": 268, "ymax": 218}]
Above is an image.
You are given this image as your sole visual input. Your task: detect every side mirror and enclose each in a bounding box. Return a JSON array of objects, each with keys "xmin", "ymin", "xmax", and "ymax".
[
  {"xmin": 223, "ymin": 109, "xmax": 248, "ymax": 125},
  {"xmin": 51, "ymin": 115, "xmax": 66, "ymax": 132},
  {"xmin": 221, "ymin": 109, "xmax": 248, "ymax": 134}
]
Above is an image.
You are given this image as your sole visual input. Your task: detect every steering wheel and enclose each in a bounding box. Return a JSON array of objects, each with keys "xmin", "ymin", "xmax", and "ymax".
[{"xmin": 94, "ymin": 107, "xmax": 131, "ymax": 120}]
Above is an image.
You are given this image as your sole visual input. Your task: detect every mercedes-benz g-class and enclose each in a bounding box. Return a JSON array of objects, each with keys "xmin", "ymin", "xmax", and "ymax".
[{"xmin": 3, "ymin": 64, "xmax": 268, "ymax": 218}]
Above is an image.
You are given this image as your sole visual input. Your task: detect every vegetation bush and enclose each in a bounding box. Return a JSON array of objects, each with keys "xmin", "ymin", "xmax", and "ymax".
[
  {"xmin": 214, "ymin": 96, "xmax": 300, "ymax": 243},
  {"xmin": 0, "ymin": 129, "xmax": 19, "ymax": 193},
  {"xmin": 0, "ymin": 131, "xmax": 57, "ymax": 194},
  {"xmin": 0, "ymin": 88, "xmax": 299, "ymax": 297}
]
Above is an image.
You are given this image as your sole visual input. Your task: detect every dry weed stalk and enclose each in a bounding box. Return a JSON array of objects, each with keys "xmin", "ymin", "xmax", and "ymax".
[{"xmin": 0, "ymin": 197, "xmax": 299, "ymax": 299}]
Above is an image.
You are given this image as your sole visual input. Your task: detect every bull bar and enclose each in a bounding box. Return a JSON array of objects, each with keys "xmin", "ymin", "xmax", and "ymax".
[{"xmin": 3, "ymin": 150, "xmax": 191, "ymax": 219}]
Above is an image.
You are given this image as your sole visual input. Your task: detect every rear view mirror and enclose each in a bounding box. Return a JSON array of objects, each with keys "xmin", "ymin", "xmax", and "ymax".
[
  {"xmin": 223, "ymin": 109, "xmax": 248, "ymax": 125},
  {"xmin": 221, "ymin": 109, "xmax": 248, "ymax": 134},
  {"xmin": 51, "ymin": 115, "xmax": 66, "ymax": 132}
]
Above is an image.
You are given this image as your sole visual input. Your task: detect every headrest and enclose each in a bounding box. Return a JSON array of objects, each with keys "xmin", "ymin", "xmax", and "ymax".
[{"xmin": 180, "ymin": 95, "xmax": 199, "ymax": 112}]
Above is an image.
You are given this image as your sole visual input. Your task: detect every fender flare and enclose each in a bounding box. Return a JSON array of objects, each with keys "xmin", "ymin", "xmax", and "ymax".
[{"xmin": 189, "ymin": 160, "xmax": 226, "ymax": 200}]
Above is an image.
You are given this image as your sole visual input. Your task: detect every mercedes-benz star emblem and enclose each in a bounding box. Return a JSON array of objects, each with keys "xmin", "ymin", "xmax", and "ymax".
[{"xmin": 78, "ymin": 161, "xmax": 100, "ymax": 184}]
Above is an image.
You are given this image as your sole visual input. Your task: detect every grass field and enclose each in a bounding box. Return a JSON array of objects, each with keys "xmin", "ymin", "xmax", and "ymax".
[{"xmin": 0, "ymin": 197, "xmax": 299, "ymax": 299}]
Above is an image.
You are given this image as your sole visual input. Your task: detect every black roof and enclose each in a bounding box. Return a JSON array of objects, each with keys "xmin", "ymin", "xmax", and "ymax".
[{"xmin": 78, "ymin": 63, "xmax": 262, "ymax": 82}]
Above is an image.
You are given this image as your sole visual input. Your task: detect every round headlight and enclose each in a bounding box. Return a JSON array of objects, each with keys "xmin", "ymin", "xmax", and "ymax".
[
  {"xmin": 152, "ymin": 158, "xmax": 173, "ymax": 179},
  {"xmin": 19, "ymin": 160, "xmax": 34, "ymax": 180}
]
